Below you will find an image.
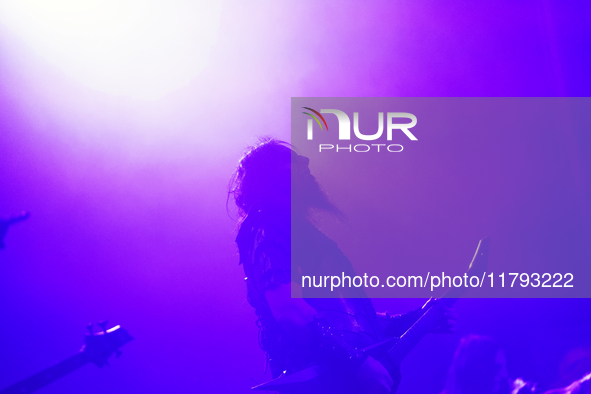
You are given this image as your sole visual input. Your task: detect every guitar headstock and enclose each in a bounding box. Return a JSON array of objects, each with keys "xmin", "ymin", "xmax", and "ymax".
[
  {"xmin": 441, "ymin": 236, "xmax": 490, "ymax": 301},
  {"xmin": 82, "ymin": 323, "xmax": 133, "ymax": 367},
  {"xmin": 466, "ymin": 236, "xmax": 489, "ymax": 276}
]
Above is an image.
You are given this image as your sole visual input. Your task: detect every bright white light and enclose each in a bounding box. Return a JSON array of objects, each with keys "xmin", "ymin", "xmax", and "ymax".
[{"xmin": 0, "ymin": 0, "xmax": 222, "ymax": 99}]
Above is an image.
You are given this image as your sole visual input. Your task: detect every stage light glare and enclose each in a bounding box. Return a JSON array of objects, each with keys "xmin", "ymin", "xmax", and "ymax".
[{"xmin": 0, "ymin": 0, "xmax": 223, "ymax": 99}]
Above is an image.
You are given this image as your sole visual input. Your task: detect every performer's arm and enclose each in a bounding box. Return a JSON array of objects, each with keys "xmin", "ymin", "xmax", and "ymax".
[
  {"xmin": 265, "ymin": 282, "xmax": 394, "ymax": 393},
  {"xmin": 251, "ymin": 231, "xmax": 392, "ymax": 390},
  {"xmin": 377, "ymin": 309, "xmax": 424, "ymax": 337},
  {"xmin": 378, "ymin": 299, "xmax": 455, "ymax": 338},
  {"xmin": 264, "ymin": 282, "xmax": 316, "ymax": 340}
]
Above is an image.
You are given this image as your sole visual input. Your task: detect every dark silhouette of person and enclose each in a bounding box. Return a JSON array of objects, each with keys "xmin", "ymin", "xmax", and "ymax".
[{"xmin": 230, "ymin": 138, "xmax": 451, "ymax": 393}]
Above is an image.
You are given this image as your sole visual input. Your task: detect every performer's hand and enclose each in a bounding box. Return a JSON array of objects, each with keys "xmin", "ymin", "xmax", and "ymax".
[
  {"xmin": 422, "ymin": 298, "xmax": 456, "ymax": 334},
  {"xmin": 355, "ymin": 356, "xmax": 393, "ymax": 394}
]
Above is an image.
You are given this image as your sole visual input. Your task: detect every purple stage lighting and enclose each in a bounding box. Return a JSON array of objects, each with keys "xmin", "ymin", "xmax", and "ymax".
[{"xmin": 0, "ymin": 0, "xmax": 223, "ymax": 99}]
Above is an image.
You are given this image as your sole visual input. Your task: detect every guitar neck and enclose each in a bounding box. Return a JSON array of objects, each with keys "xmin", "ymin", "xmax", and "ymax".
[
  {"xmin": 387, "ymin": 305, "xmax": 444, "ymax": 364},
  {"xmin": 388, "ymin": 237, "xmax": 489, "ymax": 364},
  {"xmin": 0, "ymin": 352, "xmax": 88, "ymax": 394}
]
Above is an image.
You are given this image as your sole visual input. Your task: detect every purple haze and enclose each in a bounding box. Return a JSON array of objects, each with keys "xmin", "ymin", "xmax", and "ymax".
[{"xmin": 0, "ymin": 1, "xmax": 590, "ymax": 393}]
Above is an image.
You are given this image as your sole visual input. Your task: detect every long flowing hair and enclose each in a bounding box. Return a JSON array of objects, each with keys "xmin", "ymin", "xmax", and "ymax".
[
  {"xmin": 228, "ymin": 137, "xmax": 292, "ymax": 219},
  {"xmin": 228, "ymin": 137, "xmax": 342, "ymax": 222}
]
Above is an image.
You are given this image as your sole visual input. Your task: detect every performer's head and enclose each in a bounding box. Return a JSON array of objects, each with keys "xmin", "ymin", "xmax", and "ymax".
[
  {"xmin": 444, "ymin": 335, "xmax": 510, "ymax": 394},
  {"xmin": 229, "ymin": 137, "xmax": 340, "ymax": 218}
]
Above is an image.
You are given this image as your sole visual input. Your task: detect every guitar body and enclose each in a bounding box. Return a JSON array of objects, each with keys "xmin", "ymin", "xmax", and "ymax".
[
  {"xmin": 251, "ymin": 361, "xmax": 400, "ymax": 394},
  {"xmin": 388, "ymin": 365, "xmax": 402, "ymax": 394},
  {"xmin": 250, "ymin": 356, "xmax": 401, "ymax": 393},
  {"xmin": 252, "ymin": 237, "xmax": 490, "ymax": 393},
  {"xmin": 375, "ymin": 354, "xmax": 402, "ymax": 393}
]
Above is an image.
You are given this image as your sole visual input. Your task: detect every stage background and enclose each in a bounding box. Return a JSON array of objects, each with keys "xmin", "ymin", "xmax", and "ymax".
[{"xmin": 1, "ymin": 1, "xmax": 590, "ymax": 393}]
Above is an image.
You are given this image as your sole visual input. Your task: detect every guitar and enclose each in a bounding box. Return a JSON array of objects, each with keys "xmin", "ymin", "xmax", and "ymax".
[
  {"xmin": 0, "ymin": 323, "xmax": 133, "ymax": 394},
  {"xmin": 252, "ymin": 237, "xmax": 490, "ymax": 392}
]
